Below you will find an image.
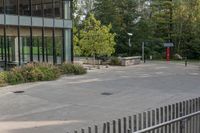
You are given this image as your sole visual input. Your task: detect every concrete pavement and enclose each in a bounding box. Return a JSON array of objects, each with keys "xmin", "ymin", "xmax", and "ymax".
[{"xmin": 0, "ymin": 61, "xmax": 200, "ymax": 133}]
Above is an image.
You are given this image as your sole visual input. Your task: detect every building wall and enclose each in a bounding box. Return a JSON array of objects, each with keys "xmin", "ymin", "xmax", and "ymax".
[{"xmin": 0, "ymin": 0, "xmax": 72, "ymax": 69}]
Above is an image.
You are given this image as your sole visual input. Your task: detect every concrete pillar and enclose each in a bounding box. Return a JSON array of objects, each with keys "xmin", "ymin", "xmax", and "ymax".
[
  {"xmin": 64, "ymin": 29, "xmax": 71, "ymax": 62},
  {"xmin": 63, "ymin": 1, "xmax": 72, "ymax": 62},
  {"xmin": 14, "ymin": 37, "xmax": 22, "ymax": 62}
]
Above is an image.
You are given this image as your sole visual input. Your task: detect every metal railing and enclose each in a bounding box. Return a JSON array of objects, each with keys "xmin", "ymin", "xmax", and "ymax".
[
  {"xmin": 72, "ymin": 97, "xmax": 200, "ymax": 133},
  {"xmin": 135, "ymin": 110, "xmax": 200, "ymax": 133}
]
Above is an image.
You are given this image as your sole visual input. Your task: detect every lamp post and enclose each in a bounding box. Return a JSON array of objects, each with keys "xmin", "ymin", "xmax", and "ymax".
[
  {"xmin": 127, "ymin": 33, "xmax": 133, "ymax": 56},
  {"xmin": 142, "ymin": 42, "xmax": 145, "ymax": 63}
]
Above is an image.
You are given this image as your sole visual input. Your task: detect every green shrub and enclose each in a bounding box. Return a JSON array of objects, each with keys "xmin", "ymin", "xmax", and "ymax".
[
  {"xmin": 59, "ymin": 63, "xmax": 75, "ymax": 74},
  {"xmin": 73, "ymin": 64, "xmax": 87, "ymax": 75},
  {"xmin": 7, "ymin": 67, "xmax": 25, "ymax": 85},
  {"xmin": 0, "ymin": 72, "xmax": 8, "ymax": 87},
  {"xmin": 0, "ymin": 62, "xmax": 86, "ymax": 87},
  {"xmin": 109, "ymin": 57, "xmax": 121, "ymax": 66},
  {"xmin": 60, "ymin": 63, "xmax": 87, "ymax": 75},
  {"xmin": 36, "ymin": 63, "xmax": 60, "ymax": 81}
]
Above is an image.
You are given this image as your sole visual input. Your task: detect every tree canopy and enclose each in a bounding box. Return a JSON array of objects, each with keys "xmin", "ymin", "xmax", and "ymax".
[
  {"xmin": 73, "ymin": 0, "xmax": 200, "ymax": 59},
  {"xmin": 75, "ymin": 14, "xmax": 116, "ymax": 57}
]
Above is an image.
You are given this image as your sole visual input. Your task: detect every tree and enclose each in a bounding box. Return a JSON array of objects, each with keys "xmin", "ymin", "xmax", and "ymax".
[
  {"xmin": 73, "ymin": 26, "xmax": 82, "ymax": 56},
  {"xmin": 79, "ymin": 14, "xmax": 116, "ymax": 60}
]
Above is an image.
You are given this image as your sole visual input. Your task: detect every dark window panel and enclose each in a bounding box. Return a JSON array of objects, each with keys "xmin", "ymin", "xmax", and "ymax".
[
  {"xmin": 0, "ymin": 0, "xmax": 3, "ymax": 14},
  {"xmin": 43, "ymin": 0, "xmax": 53, "ymax": 18},
  {"xmin": 5, "ymin": 0, "xmax": 18, "ymax": 15},
  {"xmin": 19, "ymin": 0, "xmax": 31, "ymax": 16},
  {"xmin": 32, "ymin": 0, "xmax": 42, "ymax": 17}
]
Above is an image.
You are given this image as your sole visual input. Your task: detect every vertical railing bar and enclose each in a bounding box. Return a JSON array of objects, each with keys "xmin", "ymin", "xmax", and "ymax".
[
  {"xmin": 128, "ymin": 116, "xmax": 132, "ymax": 133},
  {"xmin": 143, "ymin": 112, "xmax": 147, "ymax": 130},
  {"xmin": 113, "ymin": 120, "xmax": 116, "ymax": 133},
  {"xmin": 160, "ymin": 107, "xmax": 163, "ymax": 133},
  {"xmin": 107, "ymin": 122, "xmax": 110, "ymax": 133},
  {"xmin": 138, "ymin": 113, "xmax": 142, "ymax": 131},
  {"xmin": 164, "ymin": 106, "xmax": 168, "ymax": 133},
  {"xmin": 175, "ymin": 103, "xmax": 179, "ymax": 133},
  {"xmin": 133, "ymin": 115, "xmax": 137, "ymax": 132},
  {"xmin": 152, "ymin": 110, "xmax": 155, "ymax": 133},
  {"xmin": 172, "ymin": 104, "xmax": 175, "ymax": 133},
  {"xmin": 195, "ymin": 98, "xmax": 198, "ymax": 133},
  {"xmin": 197, "ymin": 98, "xmax": 200, "ymax": 131},
  {"xmin": 81, "ymin": 128, "xmax": 85, "ymax": 133},
  {"xmin": 189, "ymin": 99, "xmax": 192, "ymax": 133},
  {"xmin": 182, "ymin": 101, "xmax": 186, "ymax": 133},
  {"xmin": 103, "ymin": 123, "xmax": 106, "ymax": 133},
  {"xmin": 180, "ymin": 102, "xmax": 183, "ymax": 133},
  {"xmin": 185, "ymin": 100, "xmax": 189, "ymax": 132},
  {"xmin": 168, "ymin": 105, "xmax": 171, "ymax": 133},
  {"xmin": 88, "ymin": 127, "xmax": 92, "ymax": 133},
  {"xmin": 123, "ymin": 117, "xmax": 127, "ymax": 133},
  {"xmin": 118, "ymin": 119, "xmax": 121, "ymax": 133},
  {"xmin": 193, "ymin": 99, "xmax": 196, "ymax": 133},
  {"xmin": 95, "ymin": 125, "xmax": 98, "ymax": 133},
  {"xmin": 147, "ymin": 111, "xmax": 151, "ymax": 133}
]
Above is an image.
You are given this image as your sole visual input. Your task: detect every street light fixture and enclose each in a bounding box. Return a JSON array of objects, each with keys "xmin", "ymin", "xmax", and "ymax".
[
  {"xmin": 127, "ymin": 33, "xmax": 133, "ymax": 47},
  {"xmin": 127, "ymin": 33, "xmax": 133, "ymax": 56}
]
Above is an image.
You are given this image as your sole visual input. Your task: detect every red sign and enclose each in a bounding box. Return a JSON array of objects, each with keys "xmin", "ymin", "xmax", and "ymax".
[{"xmin": 166, "ymin": 47, "xmax": 170, "ymax": 61}]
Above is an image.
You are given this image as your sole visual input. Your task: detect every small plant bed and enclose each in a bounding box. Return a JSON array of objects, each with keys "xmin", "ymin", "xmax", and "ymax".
[{"xmin": 0, "ymin": 63, "xmax": 87, "ymax": 87}]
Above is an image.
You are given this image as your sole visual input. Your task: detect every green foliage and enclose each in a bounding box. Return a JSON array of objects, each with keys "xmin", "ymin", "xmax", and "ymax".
[
  {"xmin": 60, "ymin": 63, "xmax": 87, "ymax": 75},
  {"xmin": 7, "ymin": 67, "xmax": 25, "ymax": 85},
  {"xmin": 109, "ymin": 57, "xmax": 121, "ymax": 66},
  {"xmin": 92, "ymin": 0, "xmax": 200, "ymax": 59},
  {"xmin": 1, "ymin": 63, "xmax": 86, "ymax": 86},
  {"xmin": 73, "ymin": 64, "xmax": 87, "ymax": 75},
  {"xmin": 60, "ymin": 63, "xmax": 76, "ymax": 74},
  {"xmin": 73, "ymin": 26, "xmax": 82, "ymax": 56},
  {"xmin": 78, "ymin": 14, "xmax": 116, "ymax": 57},
  {"xmin": 0, "ymin": 72, "xmax": 8, "ymax": 87}
]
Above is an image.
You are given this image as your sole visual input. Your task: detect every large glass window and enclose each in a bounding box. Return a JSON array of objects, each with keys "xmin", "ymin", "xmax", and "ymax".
[
  {"xmin": 6, "ymin": 26, "xmax": 18, "ymax": 62},
  {"xmin": 5, "ymin": 0, "xmax": 18, "ymax": 15},
  {"xmin": 20, "ymin": 27, "xmax": 31, "ymax": 63},
  {"xmin": 0, "ymin": 26, "xmax": 4, "ymax": 62},
  {"xmin": 32, "ymin": 28, "xmax": 42, "ymax": 62},
  {"xmin": 43, "ymin": 0, "xmax": 53, "ymax": 18},
  {"xmin": 55, "ymin": 29, "xmax": 63, "ymax": 64},
  {"xmin": 19, "ymin": 0, "xmax": 31, "ymax": 16},
  {"xmin": 44, "ymin": 28, "xmax": 53, "ymax": 63},
  {"xmin": 32, "ymin": 0, "xmax": 42, "ymax": 17},
  {"xmin": 55, "ymin": 0, "xmax": 63, "ymax": 19},
  {"xmin": 0, "ymin": 0, "xmax": 3, "ymax": 14}
]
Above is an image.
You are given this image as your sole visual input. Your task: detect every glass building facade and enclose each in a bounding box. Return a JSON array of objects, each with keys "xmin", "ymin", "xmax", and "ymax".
[{"xmin": 0, "ymin": 0, "xmax": 72, "ymax": 69}]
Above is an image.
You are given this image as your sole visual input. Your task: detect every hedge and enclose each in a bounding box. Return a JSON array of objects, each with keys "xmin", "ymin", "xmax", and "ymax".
[{"xmin": 0, "ymin": 63, "xmax": 87, "ymax": 86}]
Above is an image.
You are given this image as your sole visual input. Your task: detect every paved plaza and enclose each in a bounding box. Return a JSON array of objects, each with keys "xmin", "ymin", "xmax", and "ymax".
[{"xmin": 0, "ymin": 61, "xmax": 200, "ymax": 133}]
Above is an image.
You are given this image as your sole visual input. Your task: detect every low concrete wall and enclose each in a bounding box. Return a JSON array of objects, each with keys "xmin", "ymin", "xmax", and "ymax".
[{"xmin": 121, "ymin": 56, "xmax": 141, "ymax": 66}]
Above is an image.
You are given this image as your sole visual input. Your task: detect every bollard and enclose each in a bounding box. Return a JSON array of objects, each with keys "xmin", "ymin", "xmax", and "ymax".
[{"xmin": 185, "ymin": 57, "xmax": 187, "ymax": 67}]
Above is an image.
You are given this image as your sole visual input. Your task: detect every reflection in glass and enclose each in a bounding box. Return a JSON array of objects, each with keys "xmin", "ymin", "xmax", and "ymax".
[
  {"xmin": 55, "ymin": 0, "xmax": 63, "ymax": 19},
  {"xmin": 0, "ymin": 0, "xmax": 3, "ymax": 14},
  {"xmin": 43, "ymin": 0, "xmax": 53, "ymax": 18},
  {"xmin": 55, "ymin": 29, "xmax": 63, "ymax": 64},
  {"xmin": 0, "ymin": 26, "xmax": 4, "ymax": 62},
  {"xmin": 6, "ymin": 26, "xmax": 18, "ymax": 62},
  {"xmin": 44, "ymin": 28, "xmax": 53, "ymax": 63},
  {"xmin": 19, "ymin": 0, "xmax": 31, "ymax": 16},
  {"xmin": 20, "ymin": 27, "xmax": 31, "ymax": 63},
  {"xmin": 32, "ymin": 0, "xmax": 42, "ymax": 17},
  {"xmin": 33, "ymin": 28, "xmax": 42, "ymax": 62},
  {"xmin": 5, "ymin": 0, "xmax": 18, "ymax": 15}
]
